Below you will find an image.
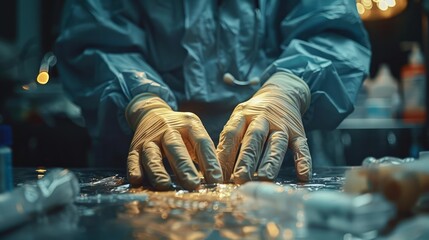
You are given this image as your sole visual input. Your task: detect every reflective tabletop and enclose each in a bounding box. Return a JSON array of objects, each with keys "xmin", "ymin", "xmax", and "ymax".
[{"xmin": 1, "ymin": 167, "xmax": 426, "ymax": 240}]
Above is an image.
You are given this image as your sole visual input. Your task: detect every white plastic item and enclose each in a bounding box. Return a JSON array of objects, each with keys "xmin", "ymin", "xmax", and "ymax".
[
  {"xmin": 233, "ymin": 182, "xmax": 308, "ymax": 237},
  {"xmin": 368, "ymin": 64, "xmax": 399, "ymax": 99},
  {"xmin": 0, "ymin": 168, "xmax": 80, "ymax": 232},
  {"xmin": 304, "ymin": 191, "xmax": 395, "ymax": 235},
  {"xmin": 233, "ymin": 182, "xmax": 395, "ymax": 235},
  {"xmin": 362, "ymin": 156, "xmax": 416, "ymax": 167},
  {"xmin": 365, "ymin": 64, "xmax": 400, "ymax": 118}
]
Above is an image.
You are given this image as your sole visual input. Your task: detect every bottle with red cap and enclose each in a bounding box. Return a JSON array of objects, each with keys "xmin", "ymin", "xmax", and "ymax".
[{"xmin": 401, "ymin": 43, "xmax": 427, "ymax": 123}]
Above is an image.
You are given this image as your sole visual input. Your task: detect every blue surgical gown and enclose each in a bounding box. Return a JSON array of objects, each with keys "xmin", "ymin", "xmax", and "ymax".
[{"xmin": 55, "ymin": 0, "xmax": 371, "ymax": 167}]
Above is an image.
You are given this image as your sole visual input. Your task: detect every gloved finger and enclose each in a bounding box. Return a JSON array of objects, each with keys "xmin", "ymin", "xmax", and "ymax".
[
  {"xmin": 232, "ymin": 117, "xmax": 269, "ymax": 184},
  {"xmin": 257, "ymin": 131, "xmax": 288, "ymax": 181},
  {"xmin": 187, "ymin": 118, "xmax": 223, "ymax": 184},
  {"xmin": 216, "ymin": 112, "xmax": 247, "ymax": 182},
  {"xmin": 183, "ymin": 137, "xmax": 196, "ymax": 162},
  {"xmin": 162, "ymin": 128, "xmax": 201, "ymax": 191},
  {"xmin": 141, "ymin": 142, "xmax": 172, "ymax": 191},
  {"xmin": 127, "ymin": 148, "xmax": 144, "ymax": 187},
  {"xmin": 290, "ymin": 136, "xmax": 312, "ymax": 182}
]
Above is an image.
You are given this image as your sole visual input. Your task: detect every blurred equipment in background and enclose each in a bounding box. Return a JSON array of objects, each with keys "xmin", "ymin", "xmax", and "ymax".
[
  {"xmin": 0, "ymin": 0, "xmax": 90, "ymax": 168},
  {"xmin": 309, "ymin": 0, "xmax": 428, "ymax": 166},
  {"xmin": 0, "ymin": 125, "xmax": 13, "ymax": 193}
]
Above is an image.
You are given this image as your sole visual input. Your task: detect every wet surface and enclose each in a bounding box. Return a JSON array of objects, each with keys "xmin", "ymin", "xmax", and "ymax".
[{"xmin": 1, "ymin": 167, "xmax": 369, "ymax": 239}]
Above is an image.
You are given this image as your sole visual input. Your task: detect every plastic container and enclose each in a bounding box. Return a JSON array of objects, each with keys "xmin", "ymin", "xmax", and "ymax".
[
  {"xmin": 233, "ymin": 182, "xmax": 395, "ymax": 236},
  {"xmin": 0, "ymin": 125, "xmax": 13, "ymax": 193},
  {"xmin": 365, "ymin": 64, "xmax": 400, "ymax": 118},
  {"xmin": 401, "ymin": 43, "xmax": 426, "ymax": 123},
  {"xmin": 233, "ymin": 182, "xmax": 307, "ymax": 234}
]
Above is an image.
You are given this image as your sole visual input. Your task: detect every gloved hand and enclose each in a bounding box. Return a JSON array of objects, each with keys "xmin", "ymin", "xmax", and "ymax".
[
  {"xmin": 217, "ymin": 72, "xmax": 312, "ymax": 183},
  {"xmin": 126, "ymin": 93, "xmax": 223, "ymax": 191}
]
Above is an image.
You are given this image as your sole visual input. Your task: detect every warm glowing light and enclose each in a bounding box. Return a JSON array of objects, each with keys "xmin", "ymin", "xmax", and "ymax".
[
  {"xmin": 283, "ymin": 229, "xmax": 294, "ymax": 240},
  {"xmin": 242, "ymin": 226, "xmax": 257, "ymax": 234},
  {"xmin": 378, "ymin": 0, "xmax": 389, "ymax": 11},
  {"xmin": 356, "ymin": 3, "xmax": 365, "ymax": 14},
  {"xmin": 37, "ymin": 71, "xmax": 49, "ymax": 84},
  {"xmin": 362, "ymin": 0, "xmax": 373, "ymax": 9},
  {"xmin": 22, "ymin": 82, "xmax": 37, "ymax": 91},
  {"xmin": 36, "ymin": 167, "xmax": 46, "ymax": 179},
  {"xmin": 357, "ymin": 0, "xmax": 407, "ymax": 21},
  {"xmin": 386, "ymin": 0, "xmax": 396, "ymax": 7},
  {"xmin": 36, "ymin": 168, "xmax": 47, "ymax": 173},
  {"xmin": 266, "ymin": 222, "xmax": 280, "ymax": 238}
]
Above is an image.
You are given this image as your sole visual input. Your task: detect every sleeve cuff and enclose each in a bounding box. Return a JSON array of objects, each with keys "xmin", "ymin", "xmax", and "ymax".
[{"xmin": 263, "ymin": 72, "xmax": 311, "ymax": 114}]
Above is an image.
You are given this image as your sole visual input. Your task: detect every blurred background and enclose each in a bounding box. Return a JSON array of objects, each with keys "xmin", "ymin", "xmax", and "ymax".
[{"xmin": 0, "ymin": 0, "xmax": 428, "ymax": 168}]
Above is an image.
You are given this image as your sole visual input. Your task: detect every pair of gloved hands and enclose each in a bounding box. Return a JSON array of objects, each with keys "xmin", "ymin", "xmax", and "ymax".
[{"xmin": 126, "ymin": 72, "xmax": 312, "ymax": 190}]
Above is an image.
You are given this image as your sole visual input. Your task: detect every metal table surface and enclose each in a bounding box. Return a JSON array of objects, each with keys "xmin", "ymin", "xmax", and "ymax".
[{"xmin": 0, "ymin": 167, "xmax": 425, "ymax": 239}]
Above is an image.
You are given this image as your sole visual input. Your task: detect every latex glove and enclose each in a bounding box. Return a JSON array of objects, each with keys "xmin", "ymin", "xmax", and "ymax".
[
  {"xmin": 217, "ymin": 72, "xmax": 312, "ymax": 183},
  {"xmin": 126, "ymin": 93, "xmax": 223, "ymax": 191}
]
